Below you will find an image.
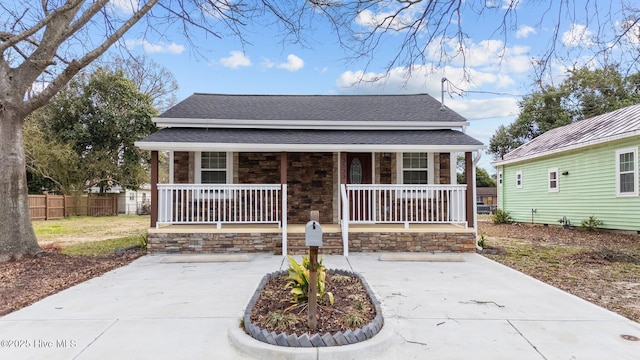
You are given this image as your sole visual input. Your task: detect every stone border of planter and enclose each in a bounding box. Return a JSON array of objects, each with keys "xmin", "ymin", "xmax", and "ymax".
[{"xmin": 242, "ymin": 269, "xmax": 384, "ymax": 347}]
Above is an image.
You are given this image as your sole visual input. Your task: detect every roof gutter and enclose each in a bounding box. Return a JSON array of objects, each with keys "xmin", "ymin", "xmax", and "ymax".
[
  {"xmin": 152, "ymin": 117, "xmax": 470, "ymax": 130},
  {"xmin": 135, "ymin": 141, "xmax": 486, "ymax": 153}
]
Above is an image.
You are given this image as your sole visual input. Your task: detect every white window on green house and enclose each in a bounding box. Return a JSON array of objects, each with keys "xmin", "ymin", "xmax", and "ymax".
[
  {"xmin": 516, "ymin": 170, "xmax": 523, "ymax": 189},
  {"xmin": 548, "ymin": 168, "xmax": 559, "ymax": 192},
  {"xmin": 498, "ymin": 171, "xmax": 503, "ymax": 186},
  {"xmin": 401, "ymin": 152, "xmax": 430, "ymax": 184},
  {"xmin": 616, "ymin": 147, "xmax": 638, "ymax": 196},
  {"xmin": 197, "ymin": 152, "xmax": 230, "ymax": 184}
]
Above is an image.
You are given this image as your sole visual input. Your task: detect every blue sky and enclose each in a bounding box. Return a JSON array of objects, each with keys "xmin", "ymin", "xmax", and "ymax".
[{"xmin": 109, "ymin": 1, "xmax": 639, "ymax": 172}]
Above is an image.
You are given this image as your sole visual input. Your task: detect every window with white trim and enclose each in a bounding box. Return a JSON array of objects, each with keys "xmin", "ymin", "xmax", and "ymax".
[
  {"xmin": 616, "ymin": 147, "xmax": 638, "ymax": 196},
  {"xmin": 197, "ymin": 152, "xmax": 231, "ymax": 184},
  {"xmin": 401, "ymin": 153, "xmax": 430, "ymax": 184},
  {"xmin": 515, "ymin": 170, "xmax": 523, "ymax": 189},
  {"xmin": 498, "ymin": 171, "xmax": 503, "ymax": 186},
  {"xmin": 548, "ymin": 168, "xmax": 559, "ymax": 192}
]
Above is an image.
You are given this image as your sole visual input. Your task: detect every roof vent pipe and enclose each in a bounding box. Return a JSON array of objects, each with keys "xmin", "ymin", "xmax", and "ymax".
[{"xmin": 440, "ymin": 77, "xmax": 447, "ymax": 111}]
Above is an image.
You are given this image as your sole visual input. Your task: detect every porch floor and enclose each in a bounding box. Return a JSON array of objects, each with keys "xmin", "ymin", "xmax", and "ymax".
[{"xmin": 149, "ymin": 223, "xmax": 473, "ymax": 234}]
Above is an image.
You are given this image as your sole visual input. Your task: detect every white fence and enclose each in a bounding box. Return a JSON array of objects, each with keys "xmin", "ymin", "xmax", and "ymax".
[{"xmin": 157, "ymin": 184, "xmax": 285, "ymax": 228}]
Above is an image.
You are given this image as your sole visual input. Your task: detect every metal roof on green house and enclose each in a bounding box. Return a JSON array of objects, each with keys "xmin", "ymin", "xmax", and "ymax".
[{"xmin": 494, "ymin": 103, "xmax": 640, "ymax": 166}]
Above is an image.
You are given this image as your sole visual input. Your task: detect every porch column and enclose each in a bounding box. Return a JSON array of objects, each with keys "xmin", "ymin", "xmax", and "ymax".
[
  {"xmin": 340, "ymin": 152, "xmax": 347, "ymax": 184},
  {"xmin": 464, "ymin": 151, "xmax": 475, "ymax": 228},
  {"xmin": 280, "ymin": 152, "xmax": 287, "ymax": 184},
  {"xmin": 280, "ymin": 152, "xmax": 288, "ymax": 256},
  {"xmin": 150, "ymin": 150, "xmax": 159, "ymax": 228}
]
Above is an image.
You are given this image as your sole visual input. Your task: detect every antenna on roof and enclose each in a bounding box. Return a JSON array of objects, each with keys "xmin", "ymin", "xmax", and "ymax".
[{"xmin": 440, "ymin": 77, "xmax": 447, "ymax": 111}]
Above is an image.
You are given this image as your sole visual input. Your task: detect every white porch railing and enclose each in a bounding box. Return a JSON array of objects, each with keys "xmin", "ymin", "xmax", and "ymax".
[
  {"xmin": 342, "ymin": 184, "xmax": 467, "ymax": 226},
  {"xmin": 340, "ymin": 183, "xmax": 467, "ymax": 256},
  {"xmin": 157, "ymin": 184, "xmax": 285, "ymax": 229}
]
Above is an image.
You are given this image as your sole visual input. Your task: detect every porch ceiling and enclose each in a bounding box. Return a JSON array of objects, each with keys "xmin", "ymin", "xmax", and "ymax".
[{"xmin": 136, "ymin": 128, "xmax": 485, "ymax": 152}]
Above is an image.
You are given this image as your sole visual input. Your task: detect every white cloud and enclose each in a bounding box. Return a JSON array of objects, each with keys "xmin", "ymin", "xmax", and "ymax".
[
  {"xmin": 355, "ymin": 7, "xmax": 423, "ymax": 31},
  {"xmin": 516, "ymin": 25, "xmax": 535, "ymax": 39},
  {"xmin": 425, "ymin": 37, "xmax": 531, "ymax": 75},
  {"xmin": 262, "ymin": 54, "xmax": 305, "ymax": 71},
  {"xmin": 485, "ymin": 0, "xmax": 520, "ymax": 10},
  {"xmin": 620, "ymin": 19, "xmax": 640, "ymax": 45},
  {"xmin": 125, "ymin": 39, "xmax": 185, "ymax": 54},
  {"xmin": 447, "ymin": 97, "xmax": 519, "ymax": 120},
  {"xmin": 502, "ymin": 0, "xmax": 521, "ymax": 10},
  {"xmin": 335, "ymin": 63, "xmax": 521, "ymax": 138},
  {"xmin": 219, "ymin": 51, "xmax": 252, "ymax": 69},
  {"xmin": 562, "ymin": 23, "xmax": 594, "ymax": 47},
  {"xmin": 277, "ymin": 54, "xmax": 304, "ymax": 71},
  {"xmin": 109, "ymin": 0, "xmax": 139, "ymax": 14},
  {"xmin": 336, "ymin": 64, "xmax": 514, "ymax": 97}
]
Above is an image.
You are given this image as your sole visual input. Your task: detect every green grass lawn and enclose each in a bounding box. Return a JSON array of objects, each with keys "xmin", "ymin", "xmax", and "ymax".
[
  {"xmin": 33, "ymin": 215, "xmax": 149, "ymax": 255},
  {"xmin": 60, "ymin": 235, "xmax": 147, "ymax": 256}
]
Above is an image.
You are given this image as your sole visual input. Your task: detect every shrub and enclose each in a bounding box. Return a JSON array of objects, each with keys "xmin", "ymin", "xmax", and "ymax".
[
  {"xmin": 340, "ymin": 312, "xmax": 366, "ymax": 329},
  {"xmin": 264, "ymin": 311, "xmax": 300, "ymax": 332},
  {"xmin": 477, "ymin": 234, "xmax": 486, "ymax": 249},
  {"xmin": 581, "ymin": 216, "xmax": 603, "ymax": 231},
  {"xmin": 493, "ymin": 209, "xmax": 513, "ymax": 224},
  {"xmin": 285, "ymin": 256, "xmax": 334, "ymax": 306}
]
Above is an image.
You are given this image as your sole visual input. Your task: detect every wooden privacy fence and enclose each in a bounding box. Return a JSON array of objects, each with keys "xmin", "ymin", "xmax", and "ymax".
[{"xmin": 29, "ymin": 193, "xmax": 118, "ymax": 220}]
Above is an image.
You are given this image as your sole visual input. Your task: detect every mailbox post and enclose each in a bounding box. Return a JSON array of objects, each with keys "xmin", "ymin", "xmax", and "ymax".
[{"xmin": 305, "ymin": 211, "xmax": 323, "ymax": 330}]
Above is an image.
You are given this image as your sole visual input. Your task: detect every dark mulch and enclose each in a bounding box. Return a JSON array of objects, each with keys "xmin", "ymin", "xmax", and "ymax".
[
  {"xmin": 479, "ymin": 221, "xmax": 640, "ymax": 322},
  {"xmin": 0, "ymin": 249, "xmax": 143, "ymax": 316},
  {"xmin": 249, "ymin": 273, "xmax": 376, "ymax": 336}
]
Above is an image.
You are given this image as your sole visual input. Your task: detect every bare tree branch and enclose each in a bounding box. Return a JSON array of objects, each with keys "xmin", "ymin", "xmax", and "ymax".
[{"xmin": 24, "ymin": 0, "xmax": 160, "ymax": 113}]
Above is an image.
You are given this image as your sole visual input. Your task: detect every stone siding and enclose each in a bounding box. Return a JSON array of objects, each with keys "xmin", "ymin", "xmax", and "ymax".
[
  {"xmin": 286, "ymin": 153, "xmax": 334, "ymax": 224},
  {"xmin": 148, "ymin": 232, "xmax": 281, "ymax": 253},
  {"xmin": 149, "ymin": 231, "xmax": 476, "ymax": 254},
  {"xmin": 437, "ymin": 153, "xmax": 451, "ymax": 184},
  {"xmin": 347, "ymin": 231, "xmax": 476, "ymax": 253},
  {"xmin": 377, "ymin": 153, "xmax": 393, "ymax": 184},
  {"xmin": 173, "ymin": 151, "xmax": 191, "ymax": 183},
  {"xmin": 237, "ymin": 152, "xmax": 280, "ymax": 183}
]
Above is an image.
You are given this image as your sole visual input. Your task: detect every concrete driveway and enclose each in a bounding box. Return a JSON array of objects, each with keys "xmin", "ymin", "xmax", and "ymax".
[{"xmin": 1, "ymin": 253, "xmax": 639, "ymax": 359}]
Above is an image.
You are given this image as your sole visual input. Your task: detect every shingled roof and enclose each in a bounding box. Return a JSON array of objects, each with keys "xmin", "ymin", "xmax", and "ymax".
[
  {"xmin": 137, "ymin": 128, "xmax": 483, "ymax": 151},
  {"xmin": 154, "ymin": 93, "xmax": 468, "ymax": 127},
  {"xmin": 137, "ymin": 93, "xmax": 485, "ymax": 152},
  {"xmin": 494, "ymin": 103, "xmax": 640, "ymax": 166}
]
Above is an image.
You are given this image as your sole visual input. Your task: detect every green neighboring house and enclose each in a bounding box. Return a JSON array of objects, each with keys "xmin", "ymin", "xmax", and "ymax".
[{"xmin": 492, "ymin": 104, "xmax": 640, "ymax": 232}]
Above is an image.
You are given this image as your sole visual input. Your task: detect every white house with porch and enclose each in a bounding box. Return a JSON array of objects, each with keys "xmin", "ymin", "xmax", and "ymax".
[{"xmin": 135, "ymin": 93, "xmax": 485, "ymax": 256}]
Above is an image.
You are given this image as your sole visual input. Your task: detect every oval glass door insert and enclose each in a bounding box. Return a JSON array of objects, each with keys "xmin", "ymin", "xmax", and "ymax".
[{"xmin": 350, "ymin": 158, "xmax": 363, "ymax": 184}]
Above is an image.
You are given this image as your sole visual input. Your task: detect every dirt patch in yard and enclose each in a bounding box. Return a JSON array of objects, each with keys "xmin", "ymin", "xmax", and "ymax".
[
  {"xmin": 479, "ymin": 221, "xmax": 640, "ymax": 323},
  {"xmin": 0, "ymin": 248, "xmax": 143, "ymax": 316}
]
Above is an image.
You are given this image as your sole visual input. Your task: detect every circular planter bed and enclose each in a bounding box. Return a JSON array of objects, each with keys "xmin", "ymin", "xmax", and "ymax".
[{"xmin": 243, "ymin": 269, "xmax": 384, "ymax": 347}]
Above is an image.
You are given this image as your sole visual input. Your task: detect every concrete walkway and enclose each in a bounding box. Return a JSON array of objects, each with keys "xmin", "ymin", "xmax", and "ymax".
[{"xmin": 1, "ymin": 253, "xmax": 638, "ymax": 359}]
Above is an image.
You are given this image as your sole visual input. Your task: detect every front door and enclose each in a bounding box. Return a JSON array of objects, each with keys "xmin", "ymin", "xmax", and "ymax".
[
  {"xmin": 347, "ymin": 153, "xmax": 372, "ymax": 185},
  {"xmin": 346, "ymin": 153, "xmax": 372, "ymax": 221}
]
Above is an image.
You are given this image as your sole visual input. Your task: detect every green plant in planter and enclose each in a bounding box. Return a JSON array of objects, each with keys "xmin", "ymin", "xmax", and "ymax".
[
  {"xmin": 264, "ymin": 311, "xmax": 301, "ymax": 332},
  {"xmin": 341, "ymin": 312, "xmax": 366, "ymax": 328},
  {"xmin": 285, "ymin": 256, "xmax": 334, "ymax": 306}
]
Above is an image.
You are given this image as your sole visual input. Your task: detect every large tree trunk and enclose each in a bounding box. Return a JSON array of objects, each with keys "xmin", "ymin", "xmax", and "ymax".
[{"xmin": 0, "ymin": 108, "xmax": 42, "ymax": 262}]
